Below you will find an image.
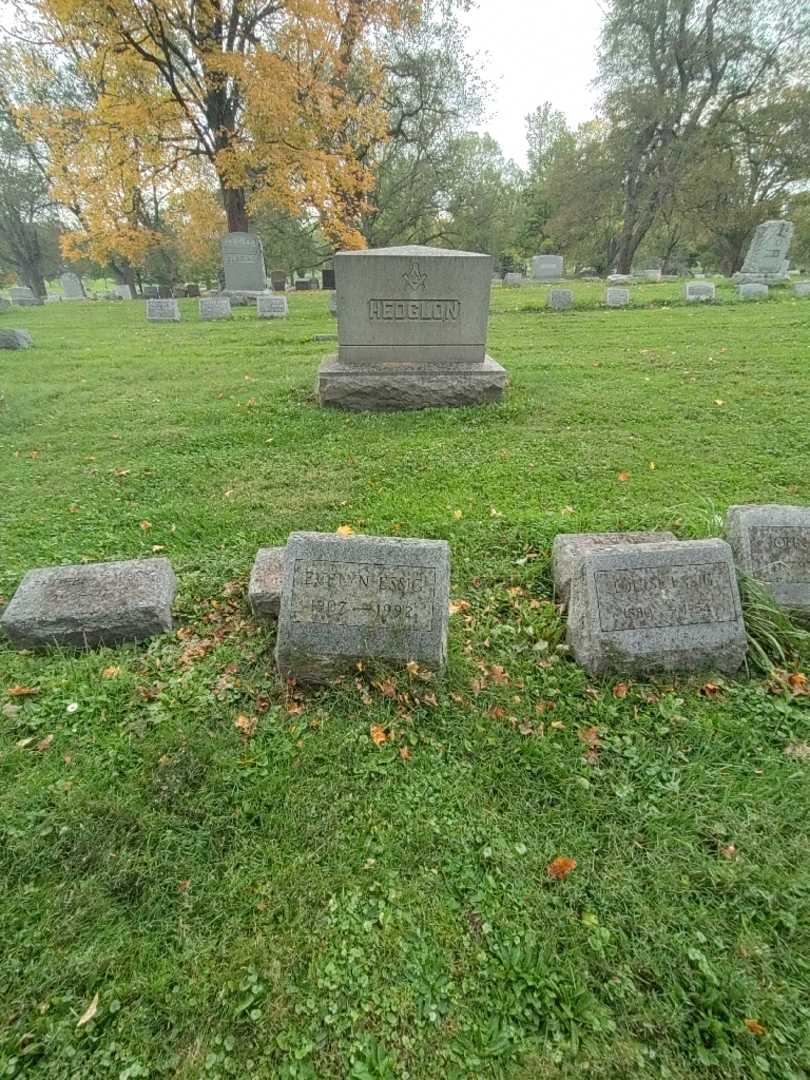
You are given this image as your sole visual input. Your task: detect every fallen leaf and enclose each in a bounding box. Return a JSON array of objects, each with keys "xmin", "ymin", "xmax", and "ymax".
[
  {"xmin": 613, "ymin": 682, "xmax": 629, "ymax": 699},
  {"xmin": 452, "ymin": 509, "xmax": 463, "ymax": 520},
  {"xmin": 489, "ymin": 507, "xmax": 503, "ymax": 517},
  {"xmin": 784, "ymin": 741, "xmax": 810, "ymax": 760},
  {"xmin": 560, "ymin": 505, "xmax": 575, "ymax": 515},
  {"xmin": 374, "ymin": 677, "xmax": 397, "ymax": 699},
  {"xmin": 370, "ymin": 724, "xmax": 388, "ymax": 745},
  {"xmin": 336, "ymin": 524, "xmax": 355, "ymax": 536},
  {"xmin": 649, "ymin": 461, "xmax": 656, "ymax": 470},
  {"xmin": 177, "ymin": 880, "xmax": 190, "ymax": 893},
  {"xmin": 102, "ymin": 666, "xmax": 121, "ymax": 679},
  {"xmin": 16, "ymin": 736, "xmax": 35, "ymax": 748},
  {"xmin": 787, "ymin": 671, "xmax": 808, "ymax": 693},
  {"xmin": 578, "ymin": 726, "xmax": 601, "ymax": 748},
  {"xmin": 399, "ymin": 746, "xmax": 411, "ymax": 761},
  {"xmin": 744, "ymin": 1019, "xmax": 766, "ymax": 1036},
  {"xmin": 112, "ymin": 467, "xmax": 130, "ymax": 477},
  {"xmin": 76, "ymin": 993, "xmax": 99, "ymax": 1027},
  {"xmin": 617, "ymin": 471, "xmax": 630, "ymax": 482},
  {"xmin": 3, "ymin": 703, "xmax": 21, "ymax": 719},
  {"xmin": 234, "ymin": 714, "xmax": 257, "ymax": 739},
  {"xmin": 6, "ymin": 685, "xmax": 39, "ymax": 697},
  {"xmin": 547, "ymin": 856, "xmax": 577, "ymax": 881},
  {"xmin": 449, "ymin": 599, "xmax": 471, "ymax": 616},
  {"xmin": 36, "ymin": 734, "xmax": 54, "ymax": 752},
  {"xmin": 700, "ymin": 681, "xmax": 721, "ymax": 698},
  {"xmin": 720, "ymin": 844, "xmax": 738, "ymax": 859},
  {"xmin": 714, "ymin": 399, "xmax": 725, "ymax": 407},
  {"xmin": 140, "ymin": 520, "xmax": 151, "ymax": 530},
  {"xmin": 68, "ymin": 504, "xmax": 80, "ymax": 513},
  {"xmin": 152, "ymin": 544, "xmax": 165, "ymax": 553}
]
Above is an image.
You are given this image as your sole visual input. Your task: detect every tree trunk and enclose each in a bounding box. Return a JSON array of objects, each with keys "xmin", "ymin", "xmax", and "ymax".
[
  {"xmin": 22, "ymin": 264, "xmax": 48, "ymax": 298},
  {"xmin": 223, "ymin": 187, "xmax": 249, "ymax": 233}
]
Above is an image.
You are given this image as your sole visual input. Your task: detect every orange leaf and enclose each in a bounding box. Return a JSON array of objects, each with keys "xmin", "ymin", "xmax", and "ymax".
[
  {"xmin": 744, "ymin": 1019, "xmax": 766, "ymax": 1036},
  {"xmin": 102, "ymin": 666, "xmax": 121, "ymax": 679},
  {"xmin": 6, "ymin": 685, "xmax": 40, "ymax": 696},
  {"xmin": 720, "ymin": 844, "xmax": 737, "ymax": 859},
  {"xmin": 547, "ymin": 856, "xmax": 577, "ymax": 881},
  {"xmin": 613, "ymin": 682, "xmax": 629, "ymax": 698},
  {"xmin": 234, "ymin": 713, "xmax": 257, "ymax": 739},
  {"xmin": 336, "ymin": 524, "xmax": 355, "ymax": 536},
  {"xmin": 399, "ymin": 745, "xmax": 411, "ymax": 761},
  {"xmin": 140, "ymin": 520, "xmax": 151, "ymax": 530},
  {"xmin": 578, "ymin": 726, "xmax": 601, "ymax": 748},
  {"xmin": 787, "ymin": 671, "xmax": 808, "ymax": 693},
  {"xmin": 370, "ymin": 724, "xmax": 388, "ymax": 745},
  {"xmin": 36, "ymin": 734, "xmax": 54, "ymax": 752},
  {"xmin": 701, "ymin": 682, "xmax": 721, "ymax": 698},
  {"xmin": 177, "ymin": 880, "xmax": 190, "ymax": 893},
  {"xmin": 617, "ymin": 471, "xmax": 630, "ymax": 481}
]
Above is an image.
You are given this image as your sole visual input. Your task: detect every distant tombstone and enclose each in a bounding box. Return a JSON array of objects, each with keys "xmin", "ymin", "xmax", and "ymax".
[
  {"xmin": 172, "ymin": 286, "xmax": 188, "ymax": 299},
  {"xmin": 322, "ymin": 267, "xmax": 336, "ymax": 290},
  {"xmin": 553, "ymin": 531, "xmax": 677, "ymax": 606},
  {"xmin": 329, "ymin": 291, "xmax": 337, "ymax": 317},
  {"xmin": 275, "ymin": 531, "xmax": 450, "ymax": 684},
  {"xmin": 60, "ymin": 271, "xmax": 86, "ymax": 299},
  {"xmin": 221, "ymin": 231, "xmax": 267, "ymax": 294},
  {"xmin": 9, "ymin": 286, "xmax": 41, "ymax": 306},
  {"xmin": 726, "ymin": 504, "xmax": 810, "ymax": 617},
  {"xmin": 270, "ymin": 270, "xmax": 287, "ymax": 291},
  {"xmin": 738, "ymin": 283, "xmax": 768, "ymax": 300},
  {"xmin": 185, "ymin": 284, "xmax": 201, "ymax": 298},
  {"xmin": 146, "ymin": 299, "xmax": 181, "ymax": 322},
  {"xmin": 605, "ymin": 287, "xmax": 630, "ymax": 308},
  {"xmin": 294, "ymin": 279, "xmax": 311, "ymax": 291},
  {"xmin": 793, "ymin": 282, "xmax": 810, "ymax": 298},
  {"xmin": 158, "ymin": 285, "xmax": 172, "ymax": 299},
  {"xmin": 566, "ymin": 539, "xmax": 746, "ymax": 675},
  {"xmin": 548, "ymin": 288, "xmax": 574, "ymax": 311},
  {"xmin": 642, "ymin": 269, "xmax": 662, "ymax": 283},
  {"xmin": 0, "ymin": 297, "xmax": 11, "ymax": 313},
  {"xmin": 607, "ymin": 274, "xmax": 632, "ymax": 285},
  {"xmin": 143, "ymin": 286, "xmax": 159, "ymax": 299},
  {"xmin": 199, "ymin": 296, "xmax": 232, "ymax": 320},
  {"xmin": 531, "ymin": 255, "xmax": 564, "ymax": 281},
  {"xmin": 257, "ymin": 294, "xmax": 288, "ymax": 318},
  {"xmin": 685, "ymin": 282, "xmax": 716, "ymax": 303},
  {"xmin": 661, "ymin": 274, "xmax": 680, "ymax": 282},
  {"xmin": 734, "ymin": 219, "xmax": 793, "ymax": 284},
  {"xmin": 0, "ymin": 329, "xmax": 32, "ymax": 350},
  {"xmin": 249, "ymin": 547, "xmax": 285, "ymax": 619},
  {"xmin": 503, "ymin": 273, "xmax": 524, "ymax": 287},
  {"xmin": 114, "ymin": 284, "xmax": 133, "ymax": 300},
  {"xmin": 0, "ymin": 557, "xmax": 177, "ymax": 650}
]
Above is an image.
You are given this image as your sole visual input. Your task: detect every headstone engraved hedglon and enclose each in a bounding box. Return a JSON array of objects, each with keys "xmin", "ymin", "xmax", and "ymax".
[
  {"xmin": 553, "ymin": 531, "xmax": 677, "ymax": 607},
  {"xmin": 605, "ymin": 287, "xmax": 630, "ymax": 308},
  {"xmin": 566, "ymin": 539, "xmax": 746, "ymax": 675},
  {"xmin": 199, "ymin": 296, "xmax": 232, "ymax": 320},
  {"xmin": 146, "ymin": 298, "xmax": 181, "ymax": 322},
  {"xmin": 738, "ymin": 283, "xmax": 768, "ymax": 300},
  {"xmin": 317, "ymin": 245, "xmax": 507, "ymax": 411},
  {"xmin": 221, "ymin": 231, "xmax": 267, "ymax": 298},
  {"xmin": 257, "ymin": 294, "xmax": 288, "ymax": 318},
  {"xmin": 249, "ymin": 547, "xmax": 286, "ymax": 619},
  {"xmin": 685, "ymin": 282, "xmax": 716, "ymax": 302},
  {"xmin": 734, "ymin": 220, "xmax": 793, "ymax": 284},
  {"xmin": 0, "ymin": 557, "xmax": 177, "ymax": 650},
  {"xmin": 59, "ymin": 271, "xmax": 86, "ymax": 300},
  {"xmin": 0, "ymin": 329, "xmax": 32, "ymax": 350},
  {"xmin": 725, "ymin": 504, "xmax": 810, "ymax": 618},
  {"xmin": 275, "ymin": 531, "xmax": 450, "ymax": 683},
  {"xmin": 531, "ymin": 255, "xmax": 564, "ymax": 282},
  {"xmin": 548, "ymin": 288, "xmax": 574, "ymax": 311}
]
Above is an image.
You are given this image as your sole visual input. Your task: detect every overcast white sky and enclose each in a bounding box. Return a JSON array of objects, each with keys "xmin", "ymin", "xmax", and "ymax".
[{"xmin": 462, "ymin": 0, "xmax": 604, "ymax": 166}]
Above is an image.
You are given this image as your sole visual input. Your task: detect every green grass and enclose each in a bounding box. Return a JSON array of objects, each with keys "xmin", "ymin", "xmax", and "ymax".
[{"xmin": 1, "ymin": 282, "xmax": 809, "ymax": 1079}]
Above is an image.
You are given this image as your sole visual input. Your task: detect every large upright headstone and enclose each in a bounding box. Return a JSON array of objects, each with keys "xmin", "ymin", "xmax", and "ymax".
[
  {"xmin": 531, "ymin": 255, "xmax": 564, "ymax": 282},
  {"xmin": 725, "ymin": 504, "xmax": 810, "ymax": 617},
  {"xmin": 1, "ymin": 557, "xmax": 177, "ymax": 650},
  {"xmin": 60, "ymin": 271, "xmax": 86, "ymax": 300},
  {"xmin": 317, "ymin": 245, "xmax": 507, "ymax": 411},
  {"xmin": 146, "ymin": 299, "xmax": 181, "ymax": 322},
  {"xmin": 566, "ymin": 539, "xmax": 746, "ymax": 675},
  {"xmin": 275, "ymin": 531, "xmax": 450, "ymax": 683},
  {"xmin": 734, "ymin": 220, "xmax": 794, "ymax": 284},
  {"xmin": 221, "ymin": 231, "xmax": 267, "ymax": 297}
]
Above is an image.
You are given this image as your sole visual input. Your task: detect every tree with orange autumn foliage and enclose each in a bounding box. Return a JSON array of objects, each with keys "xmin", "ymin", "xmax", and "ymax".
[{"xmin": 13, "ymin": 0, "xmax": 419, "ymax": 253}]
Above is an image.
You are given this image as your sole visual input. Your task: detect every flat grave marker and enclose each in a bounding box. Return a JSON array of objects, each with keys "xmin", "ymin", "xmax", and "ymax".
[
  {"xmin": 146, "ymin": 298, "xmax": 181, "ymax": 322},
  {"xmin": 605, "ymin": 287, "xmax": 630, "ymax": 308},
  {"xmin": 726, "ymin": 504, "xmax": 810, "ymax": 617},
  {"xmin": 685, "ymin": 282, "xmax": 716, "ymax": 302},
  {"xmin": 257, "ymin": 294, "xmax": 288, "ymax": 318},
  {"xmin": 548, "ymin": 288, "xmax": 574, "ymax": 310},
  {"xmin": 199, "ymin": 296, "xmax": 232, "ymax": 320}
]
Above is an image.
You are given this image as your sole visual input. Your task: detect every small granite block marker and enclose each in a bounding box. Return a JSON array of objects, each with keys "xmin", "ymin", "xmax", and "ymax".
[
  {"xmin": 1, "ymin": 557, "xmax": 177, "ymax": 650},
  {"xmin": 249, "ymin": 547, "xmax": 286, "ymax": 619},
  {"xmin": 725, "ymin": 504, "xmax": 810, "ymax": 617},
  {"xmin": 146, "ymin": 298, "xmax": 181, "ymax": 322},
  {"xmin": 738, "ymin": 283, "xmax": 768, "ymax": 300},
  {"xmin": 685, "ymin": 282, "xmax": 716, "ymax": 302},
  {"xmin": 257, "ymin": 294, "xmax": 288, "ymax": 318},
  {"xmin": 199, "ymin": 297, "xmax": 232, "ymax": 320},
  {"xmin": 794, "ymin": 282, "xmax": 810, "ymax": 298},
  {"xmin": 0, "ymin": 329, "xmax": 32, "ymax": 350},
  {"xmin": 548, "ymin": 288, "xmax": 574, "ymax": 311},
  {"xmin": 605, "ymin": 287, "xmax": 630, "ymax": 308},
  {"xmin": 503, "ymin": 272, "xmax": 524, "ymax": 287},
  {"xmin": 553, "ymin": 531, "xmax": 677, "ymax": 607},
  {"xmin": 275, "ymin": 531, "xmax": 450, "ymax": 684},
  {"xmin": 566, "ymin": 539, "xmax": 746, "ymax": 676}
]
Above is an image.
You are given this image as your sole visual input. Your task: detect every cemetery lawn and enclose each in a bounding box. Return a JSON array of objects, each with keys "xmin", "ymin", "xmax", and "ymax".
[{"xmin": 2, "ymin": 282, "xmax": 810, "ymax": 1080}]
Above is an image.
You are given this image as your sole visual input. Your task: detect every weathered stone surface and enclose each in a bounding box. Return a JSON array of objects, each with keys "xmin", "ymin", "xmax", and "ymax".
[
  {"xmin": 158, "ymin": 286, "xmax": 172, "ymax": 299},
  {"xmin": 114, "ymin": 284, "xmax": 133, "ymax": 300},
  {"xmin": 1, "ymin": 557, "xmax": 177, "ymax": 650},
  {"xmin": 59, "ymin": 271, "xmax": 85, "ymax": 299},
  {"xmin": 794, "ymin": 282, "xmax": 810, "ymax": 298},
  {"xmin": 0, "ymin": 329, "xmax": 32, "ymax": 349},
  {"xmin": 685, "ymin": 282, "xmax": 716, "ymax": 302},
  {"xmin": 185, "ymin": 284, "xmax": 201, "ymax": 298},
  {"xmin": 318, "ymin": 354, "xmax": 506, "ymax": 411},
  {"xmin": 738, "ymin": 283, "xmax": 768, "ymax": 300},
  {"xmin": 9, "ymin": 287, "xmax": 41, "ymax": 306},
  {"xmin": 270, "ymin": 270, "xmax": 287, "ymax": 292},
  {"xmin": 548, "ymin": 288, "xmax": 574, "ymax": 311},
  {"xmin": 318, "ymin": 244, "xmax": 506, "ymax": 411},
  {"xmin": 531, "ymin": 254, "xmax": 563, "ymax": 281},
  {"xmin": 725, "ymin": 504, "xmax": 810, "ymax": 617},
  {"xmin": 313, "ymin": 333, "xmax": 338, "ymax": 343},
  {"xmin": 322, "ymin": 267, "xmax": 336, "ymax": 290},
  {"xmin": 734, "ymin": 219, "xmax": 793, "ymax": 284},
  {"xmin": 553, "ymin": 531, "xmax": 678, "ymax": 607},
  {"xmin": 249, "ymin": 547, "xmax": 286, "ymax": 619},
  {"xmin": 642, "ymin": 269, "xmax": 662, "ymax": 282},
  {"xmin": 199, "ymin": 296, "xmax": 232, "ymax": 320},
  {"xmin": 566, "ymin": 539, "xmax": 746, "ymax": 676},
  {"xmin": 221, "ymin": 231, "xmax": 266, "ymax": 294},
  {"xmin": 275, "ymin": 531, "xmax": 450, "ymax": 683},
  {"xmin": 503, "ymin": 273, "xmax": 524, "ymax": 287},
  {"xmin": 172, "ymin": 286, "xmax": 188, "ymax": 299},
  {"xmin": 146, "ymin": 298, "xmax": 181, "ymax": 322},
  {"xmin": 329, "ymin": 291, "xmax": 337, "ymax": 317},
  {"xmin": 607, "ymin": 274, "xmax": 632, "ymax": 284},
  {"xmin": 143, "ymin": 286, "xmax": 159, "ymax": 299},
  {"xmin": 257, "ymin": 294, "xmax": 288, "ymax": 318},
  {"xmin": 605, "ymin": 287, "xmax": 630, "ymax": 308}
]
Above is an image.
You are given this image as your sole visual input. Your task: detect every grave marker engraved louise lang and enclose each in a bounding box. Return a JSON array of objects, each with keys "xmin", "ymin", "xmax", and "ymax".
[
  {"xmin": 275, "ymin": 531, "xmax": 450, "ymax": 684},
  {"xmin": 1, "ymin": 557, "xmax": 177, "ymax": 650},
  {"xmin": 566, "ymin": 539, "xmax": 746, "ymax": 675},
  {"xmin": 317, "ymin": 245, "xmax": 507, "ymax": 411},
  {"xmin": 725, "ymin": 504, "xmax": 810, "ymax": 617}
]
